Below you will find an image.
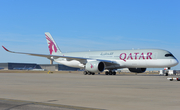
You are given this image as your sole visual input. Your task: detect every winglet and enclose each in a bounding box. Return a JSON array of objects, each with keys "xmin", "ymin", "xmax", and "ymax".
[{"xmin": 2, "ymin": 46, "xmax": 9, "ymax": 52}]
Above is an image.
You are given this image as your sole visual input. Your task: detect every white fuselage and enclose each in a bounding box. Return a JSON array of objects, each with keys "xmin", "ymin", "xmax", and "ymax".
[{"xmin": 54, "ymin": 49, "xmax": 178, "ymax": 69}]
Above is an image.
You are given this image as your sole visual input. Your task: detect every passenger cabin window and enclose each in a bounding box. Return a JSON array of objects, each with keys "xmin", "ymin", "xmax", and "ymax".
[{"xmin": 165, "ymin": 54, "xmax": 174, "ymax": 57}]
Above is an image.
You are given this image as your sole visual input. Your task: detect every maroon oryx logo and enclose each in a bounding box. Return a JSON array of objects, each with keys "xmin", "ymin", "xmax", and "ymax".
[
  {"xmin": 45, "ymin": 34, "xmax": 57, "ymax": 54},
  {"xmin": 90, "ymin": 64, "xmax": 93, "ymax": 68}
]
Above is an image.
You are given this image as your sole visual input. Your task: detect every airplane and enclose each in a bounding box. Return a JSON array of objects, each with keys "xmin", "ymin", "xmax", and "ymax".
[{"xmin": 2, "ymin": 32, "xmax": 179, "ymax": 76}]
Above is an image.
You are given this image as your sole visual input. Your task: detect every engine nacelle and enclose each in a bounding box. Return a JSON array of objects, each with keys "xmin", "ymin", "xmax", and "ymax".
[
  {"xmin": 128, "ymin": 68, "xmax": 146, "ymax": 73},
  {"xmin": 85, "ymin": 61, "xmax": 105, "ymax": 73}
]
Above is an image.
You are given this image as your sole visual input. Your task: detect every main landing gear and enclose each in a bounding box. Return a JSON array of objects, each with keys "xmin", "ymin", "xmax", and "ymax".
[
  {"xmin": 83, "ymin": 71, "xmax": 95, "ymax": 75},
  {"xmin": 105, "ymin": 71, "xmax": 116, "ymax": 75},
  {"xmin": 83, "ymin": 70, "xmax": 117, "ymax": 75}
]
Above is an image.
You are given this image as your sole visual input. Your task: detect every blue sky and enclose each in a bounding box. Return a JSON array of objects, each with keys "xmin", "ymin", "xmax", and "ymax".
[{"xmin": 0, "ymin": 0, "xmax": 180, "ymax": 70}]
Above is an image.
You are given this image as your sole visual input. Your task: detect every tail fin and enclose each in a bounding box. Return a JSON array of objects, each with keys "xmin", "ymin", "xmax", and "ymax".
[{"xmin": 45, "ymin": 32, "xmax": 62, "ymax": 55}]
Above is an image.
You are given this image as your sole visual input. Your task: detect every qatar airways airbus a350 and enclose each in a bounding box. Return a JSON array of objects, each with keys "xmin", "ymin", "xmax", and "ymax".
[{"xmin": 2, "ymin": 32, "xmax": 179, "ymax": 76}]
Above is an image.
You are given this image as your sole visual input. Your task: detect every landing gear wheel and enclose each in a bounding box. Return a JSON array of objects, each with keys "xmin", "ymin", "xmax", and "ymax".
[
  {"xmin": 92, "ymin": 73, "xmax": 95, "ymax": 75},
  {"xmin": 105, "ymin": 71, "xmax": 109, "ymax": 75},
  {"xmin": 165, "ymin": 73, "xmax": 168, "ymax": 76},
  {"xmin": 83, "ymin": 71, "xmax": 88, "ymax": 75},
  {"xmin": 88, "ymin": 72, "xmax": 92, "ymax": 75},
  {"xmin": 164, "ymin": 71, "xmax": 169, "ymax": 76},
  {"xmin": 109, "ymin": 71, "xmax": 113, "ymax": 75},
  {"xmin": 112, "ymin": 72, "xmax": 116, "ymax": 75}
]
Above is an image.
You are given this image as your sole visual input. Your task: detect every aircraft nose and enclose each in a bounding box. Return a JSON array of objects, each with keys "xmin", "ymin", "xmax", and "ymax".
[{"xmin": 171, "ymin": 59, "xmax": 179, "ymax": 66}]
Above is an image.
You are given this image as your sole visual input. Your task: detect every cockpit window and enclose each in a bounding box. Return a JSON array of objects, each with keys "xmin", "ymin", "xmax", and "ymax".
[{"xmin": 165, "ymin": 54, "xmax": 174, "ymax": 57}]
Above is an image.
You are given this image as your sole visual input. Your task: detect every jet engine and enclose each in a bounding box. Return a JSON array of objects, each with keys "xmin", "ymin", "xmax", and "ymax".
[
  {"xmin": 128, "ymin": 68, "xmax": 146, "ymax": 73},
  {"xmin": 85, "ymin": 61, "xmax": 105, "ymax": 73}
]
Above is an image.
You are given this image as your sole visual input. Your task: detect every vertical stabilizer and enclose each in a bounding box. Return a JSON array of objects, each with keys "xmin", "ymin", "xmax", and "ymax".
[{"xmin": 45, "ymin": 32, "xmax": 62, "ymax": 55}]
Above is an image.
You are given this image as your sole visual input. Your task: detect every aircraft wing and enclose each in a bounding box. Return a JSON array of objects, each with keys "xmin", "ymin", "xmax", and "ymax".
[
  {"xmin": 2, "ymin": 46, "xmax": 119, "ymax": 68},
  {"xmin": 2, "ymin": 46, "xmax": 87, "ymax": 60}
]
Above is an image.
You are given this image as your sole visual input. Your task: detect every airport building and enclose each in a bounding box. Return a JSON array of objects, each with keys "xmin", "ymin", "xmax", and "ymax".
[{"xmin": 0, "ymin": 63, "xmax": 80, "ymax": 71}]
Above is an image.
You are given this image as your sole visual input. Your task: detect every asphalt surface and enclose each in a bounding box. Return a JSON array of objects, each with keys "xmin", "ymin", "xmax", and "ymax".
[
  {"xmin": 0, "ymin": 73, "xmax": 180, "ymax": 110},
  {"xmin": 0, "ymin": 98, "xmax": 102, "ymax": 110}
]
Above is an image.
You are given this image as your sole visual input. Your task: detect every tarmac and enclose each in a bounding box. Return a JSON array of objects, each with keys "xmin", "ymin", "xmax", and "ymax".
[{"xmin": 0, "ymin": 72, "xmax": 180, "ymax": 110}]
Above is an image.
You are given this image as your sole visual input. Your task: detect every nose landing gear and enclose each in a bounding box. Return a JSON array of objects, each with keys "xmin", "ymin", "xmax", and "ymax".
[{"xmin": 164, "ymin": 67, "xmax": 171, "ymax": 76}]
